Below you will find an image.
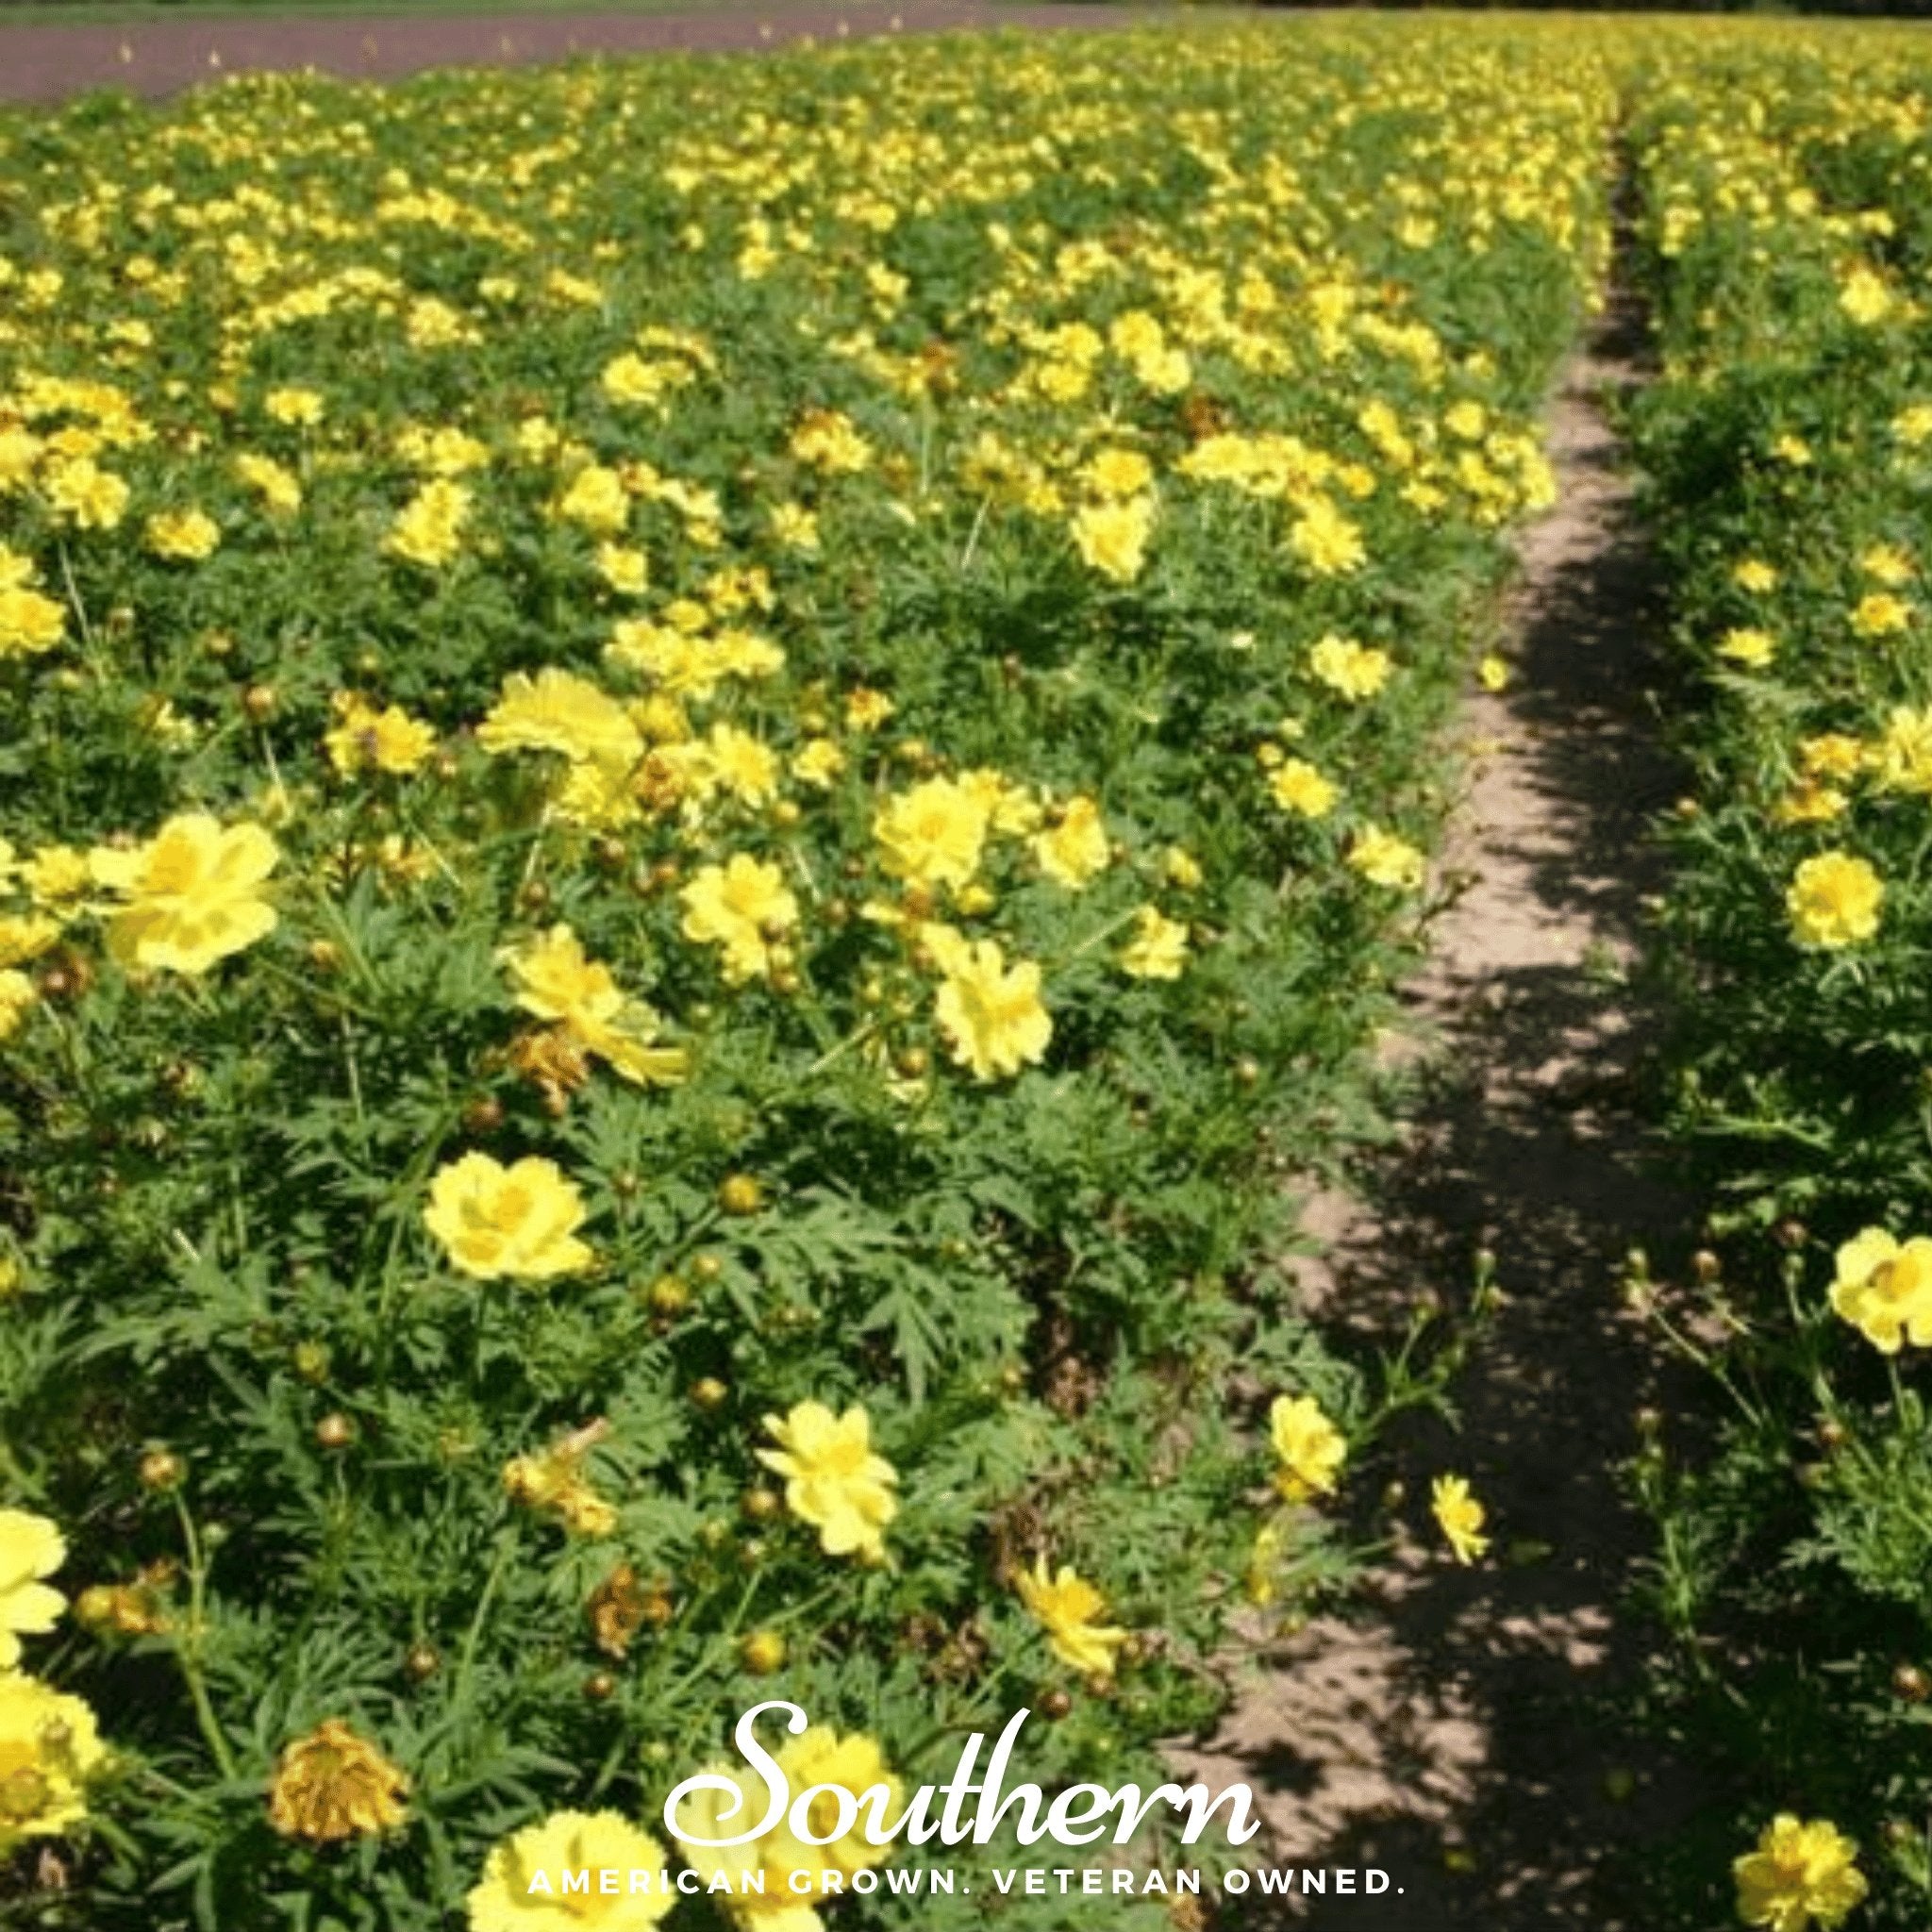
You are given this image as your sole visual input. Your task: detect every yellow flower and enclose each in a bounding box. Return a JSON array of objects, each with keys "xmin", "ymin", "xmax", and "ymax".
[
  {"xmin": 680, "ymin": 855, "xmax": 799, "ymax": 984},
  {"xmin": 1307, "ymin": 633, "xmax": 1391, "ymax": 702},
  {"xmin": 1031, "ymin": 796, "xmax": 1109, "ymax": 890},
  {"xmin": 385, "ymin": 479, "xmax": 472, "ymax": 569},
  {"xmin": 1859, "ymin": 543, "xmax": 1914, "ymax": 587},
  {"xmin": 235, "ymin": 452, "xmax": 302, "ymax": 515},
  {"xmin": 874, "ymin": 778, "xmax": 991, "ymax": 891},
  {"xmin": 1734, "ymin": 1815, "xmax": 1867, "ymax": 1932},
  {"xmin": 934, "ymin": 940, "xmax": 1051, "ymax": 1082},
  {"xmin": 0, "ymin": 972, "xmax": 37, "ymax": 1042},
  {"xmin": 1270, "ymin": 1395, "xmax": 1345, "ymax": 1503},
  {"xmin": 264, "ymin": 386, "xmax": 325, "ymax": 427},
  {"xmin": 1839, "ymin": 265, "xmax": 1892, "ymax": 326},
  {"xmin": 680, "ymin": 1728, "xmax": 900, "ymax": 1931},
  {"xmin": 1874, "ymin": 706, "xmax": 1932, "ymax": 793},
  {"xmin": 0, "ymin": 1672, "xmax": 105, "ymax": 1851},
  {"xmin": 503, "ymin": 925, "xmax": 686, "ymax": 1088},
  {"xmin": 1851, "ymin": 591, "xmax": 1912, "ymax": 639},
  {"xmin": 268, "ymin": 1718, "xmax": 408, "ymax": 1843},
  {"xmin": 1829, "ymin": 1227, "xmax": 1932, "ymax": 1354},
  {"xmin": 325, "ymin": 694, "xmax": 437, "ymax": 777},
  {"xmin": 468, "ymin": 1810, "xmax": 673, "ymax": 1931},
  {"xmin": 757, "ymin": 1402, "xmax": 897, "ymax": 1561},
  {"xmin": 1081, "ymin": 447, "xmax": 1153, "ymax": 499},
  {"xmin": 558, "ymin": 464, "xmax": 631, "ymax": 535},
  {"xmin": 1016, "ymin": 1554, "xmax": 1129, "ymax": 1679},
  {"xmin": 1270, "ymin": 757, "xmax": 1338, "ymax": 819},
  {"xmin": 0, "ymin": 583, "xmax": 65, "ymax": 658},
  {"xmin": 1348, "ymin": 826, "xmax": 1426, "ymax": 891},
  {"xmin": 1120, "ymin": 906, "xmax": 1189, "ymax": 981},
  {"xmin": 1733, "ymin": 559, "xmax": 1779, "ymax": 593},
  {"xmin": 1477, "ymin": 654, "xmax": 1512, "ymax": 692},
  {"xmin": 1786, "ymin": 852, "xmax": 1882, "ymax": 950},
  {"xmin": 1717, "ymin": 627, "xmax": 1776, "ymax": 670},
  {"xmin": 1070, "ymin": 495, "xmax": 1155, "ymax": 583},
  {"xmin": 1287, "ymin": 497, "xmax": 1365, "ymax": 576},
  {"xmin": 0, "ymin": 1514, "xmax": 64, "ymax": 1669},
  {"xmin": 478, "ymin": 669, "xmax": 642, "ymax": 771},
  {"xmin": 88, "ymin": 814, "xmax": 278, "ymax": 975},
  {"xmin": 596, "ymin": 543, "xmax": 649, "ymax": 595},
  {"xmin": 43, "ymin": 457, "xmax": 128, "ymax": 530},
  {"xmin": 424, "ymin": 1153, "xmax": 592, "ymax": 1282},
  {"xmin": 143, "ymin": 508, "xmax": 221, "ymax": 562},
  {"xmin": 1431, "ymin": 1474, "xmax": 1490, "ymax": 1564}
]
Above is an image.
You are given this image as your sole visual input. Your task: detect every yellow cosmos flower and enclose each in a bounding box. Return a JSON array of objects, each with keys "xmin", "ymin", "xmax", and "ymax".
[
  {"xmin": 1838, "ymin": 265, "xmax": 1893, "ymax": 327},
  {"xmin": 0, "ymin": 1672, "xmax": 105, "ymax": 1852},
  {"xmin": 325, "ymin": 693, "xmax": 437, "ymax": 777},
  {"xmin": 1031, "ymin": 796, "xmax": 1108, "ymax": 890},
  {"xmin": 1081, "ymin": 447, "xmax": 1153, "ymax": 500},
  {"xmin": 933, "ymin": 940, "xmax": 1051, "ymax": 1082},
  {"xmin": 1270, "ymin": 1395, "xmax": 1345, "ymax": 1503},
  {"xmin": 1734, "ymin": 1814, "xmax": 1866, "ymax": 1932},
  {"xmin": 1016, "ymin": 1555, "xmax": 1129, "ymax": 1680},
  {"xmin": 268, "ymin": 1719, "xmax": 408, "ymax": 1843},
  {"xmin": 1070, "ymin": 495, "xmax": 1155, "ymax": 583},
  {"xmin": 1851, "ymin": 591, "xmax": 1911, "ymax": 639},
  {"xmin": 1732, "ymin": 559, "xmax": 1779, "ymax": 593},
  {"xmin": 424, "ymin": 1153, "xmax": 592, "ymax": 1282},
  {"xmin": 680, "ymin": 856, "xmax": 799, "ymax": 984},
  {"xmin": 0, "ymin": 1514, "xmax": 65, "ymax": 1669},
  {"xmin": 679, "ymin": 1728, "xmax": 900, "ymax": 1932},
  {"xmin": 1348, "ymin": 826, "xmax": 1426, "ymax": 891},
  {"xmin": 1717, "ymin": 627, "xmax": 1776, "ymax": 670},
  {"xmin": 757, "ymin": 1402, "xmax": 898, "ymax": 1562},
  {"xmin": 1859, "ymin": 543, "xmax": 1914, "ymax": 587},
  {"xmin": 43, "ymin": 456, "xmax": 128, "ymax": 530},
  {"xmin": 874, "ymin": 777, "xmax": 991, "ymax": 891},
  {"xmin": 502, "ymin": 924, "xmax": 686, "ymax": 1088},
  {"xmin": 143, "ymin": 508, "xmax": 221, "ymax": 561},
  {"xmin": 468, "ymin": 1810, "xmax": 673, "ymax": 1932},
  {"xmin": 88, "ymin": 814, "xmax": 278, "ymax": 975},
  {"xmin": 1786, "ymin": 852, "xmax": 1882, "ymax": 950},
  {"xmin": 1829, "ymin": 1227, "xmax": 1932, "ymax": 1354},
  {"xmin": 385, "ymin": 479, "xmax": 472, "ymax": 570},
  {"xmin": 557, "ymin": 464, "xmax": 631, "ymax": 536},
  {"xmin": 478, "ymin": 669, "xmax": 642, "ymax": 771},
  {"xmin": 1477, "ymin": 654, "xmax": 1512, "ymax": 692},
  {"xmin": 0, "ymin": 580, "xmax": 65, "ymax": 658},
  {"xmin": 1287, "ymin": 497, "xmax": 1365, "ymax": 576},
  {"xmin": 1307, "ymin": 633, "xmax": 1391, "ymax": 702},
  {"xmin": 1873, "ymin": 706, "xmax": 1932, "ymax": 793},
  {"xmin": 0, "ymin": 971, "xmax": 37, "ymax": 1041},
  {"xmin": 264, "ymin": 386, "xmax": 324, "ymax": 427},
  {"xmin": 1120, "ymin": 905, "xmax": 1189, "ymax": 981},
  {"xmin": 1270, "ymin": 757, "xmax": 1339, "ymax": 819},
  {"xmin": 1432, "ymin": 1474, "xmax": 1490, "ymax": 1564}
]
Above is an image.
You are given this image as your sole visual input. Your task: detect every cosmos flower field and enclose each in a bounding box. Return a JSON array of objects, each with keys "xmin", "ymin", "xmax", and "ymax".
[{"xmin": 2, "ymin": 13, "xmax": 1932, "ymax": 1931}]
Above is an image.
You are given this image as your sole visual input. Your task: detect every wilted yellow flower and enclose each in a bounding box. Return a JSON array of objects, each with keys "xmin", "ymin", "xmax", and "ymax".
[
  {"xmin": 89, "ymin": 814, "xmax": 278, "ymax": 974},
  {"xmin": 1120, "ymin": 906, "xmax": 1188, "ymax": 981},
  {"xmin": 0, "ymin": 1673, "xmax": 104, "ymax": 1851},
  {"xmin": 680, "ymin": 855, "xmax": 799, "ymax": 983},
  {"xmin": 1431, "ymin": 1474, "xmax": 1489, "ymax": 1564},
  {"xmin": 1786, "ymin": 851, "xmax": 1882, "ymax": 950},
  {"xmin": 1032, "ymin": 796, "xmax": 1109, "ymax": 890},
  {"xmin": 1016, "ymin": 1555, "xmax": 1130, "ymax": 1679},
  {"xmin": 1270, "ymin": 1395, "xmax": 1345, "ymax": 1503},
  {"xmin": 424, "ymin": 1153, "xmax": 592, "ymax": 1282},
  {"xmin": 503, "ymin": 924, "xmax": 686, "ymax": 1088},
  {"xmin": 468, "ymin": 1811, "xmax": 673, "ymax": 1931},
  {"xmin": 268, "ymin": 1719, "xmax": 408, "ymax": 1843},
  {"xmin": 758, "ymin": 1402, "xmax": 898, "ymax": 1561},
  {"xmin": 934, "ymin": 940, "xmax": 1051, "ymax": 1081},
  {"xmin": 1734, "ymin": 1814, "xmax": 1866, "ymax": 1932},
  {"xmin": 1829, "ymin": 1227, "xmax": 1932, "ymax": 1354}
]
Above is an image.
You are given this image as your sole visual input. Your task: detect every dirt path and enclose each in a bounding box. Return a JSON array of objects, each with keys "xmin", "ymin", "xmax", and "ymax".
[
  {"xmin": 0, "ymin": 2, "xmax": 1157, "ymax": 104},
  {"xmin": 1179, "ymin": 296, "xmax": 1710, "ymax": 1928}
]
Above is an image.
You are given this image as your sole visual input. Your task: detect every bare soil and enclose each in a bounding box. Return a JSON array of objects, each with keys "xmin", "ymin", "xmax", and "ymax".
[{"xmin": 1176, "ymin": 296, "xmax": 1715, "ymax": 1929}]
